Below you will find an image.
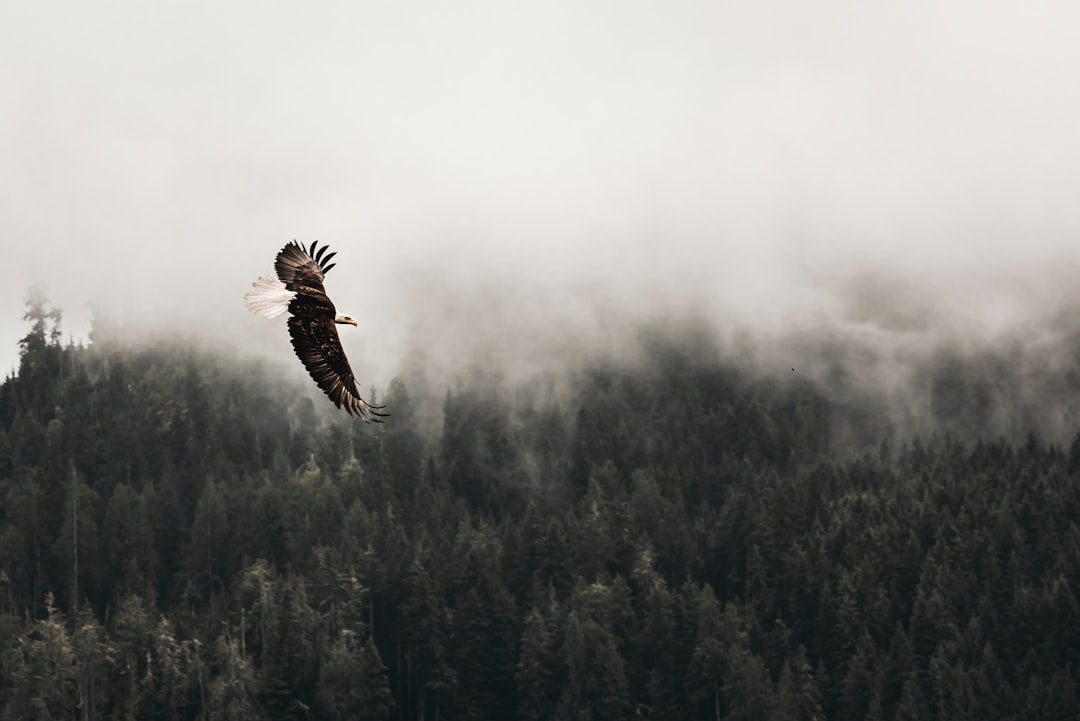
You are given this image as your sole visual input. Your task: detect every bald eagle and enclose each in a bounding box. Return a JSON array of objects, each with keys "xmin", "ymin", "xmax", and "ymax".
[{"xmin": 244, "ymin": 240, "xmax": 387, "ymax": 421}]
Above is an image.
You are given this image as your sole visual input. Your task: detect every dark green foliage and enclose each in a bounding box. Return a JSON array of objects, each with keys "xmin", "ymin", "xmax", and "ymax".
[
  {"xmin": 516, "ymin": 604, "xmax": 562, "ymax": 721},
  {"xmin": 1, "ymin": 294, "xmax": 1080, "ymax": 719}
]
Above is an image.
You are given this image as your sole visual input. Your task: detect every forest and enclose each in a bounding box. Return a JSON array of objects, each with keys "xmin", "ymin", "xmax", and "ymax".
[{"xmin": 1, "ymin": 291, "xmax": 1079, "ymax": 721}]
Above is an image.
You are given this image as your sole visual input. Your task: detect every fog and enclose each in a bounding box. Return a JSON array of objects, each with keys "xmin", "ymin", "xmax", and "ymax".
[{"xmin": 4, "ymin": 0, "xmax": 1080, "ymax": 406}]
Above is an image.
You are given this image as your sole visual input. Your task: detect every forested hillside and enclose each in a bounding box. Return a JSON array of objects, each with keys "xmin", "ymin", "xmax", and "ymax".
[{"xmin": 1, "ymin": 295, "xmax": 1079, "ymax": 720}]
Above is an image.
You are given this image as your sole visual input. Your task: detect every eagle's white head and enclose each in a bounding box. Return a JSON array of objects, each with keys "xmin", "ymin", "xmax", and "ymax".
[{"xmin": 335, "ymin": 313, "xmax": 358, "ymax": 327}]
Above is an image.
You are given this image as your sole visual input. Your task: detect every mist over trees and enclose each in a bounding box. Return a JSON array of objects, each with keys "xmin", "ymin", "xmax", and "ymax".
[{"xmin": 1, "ymin": 291, "xmax": 1079, "ymax": 720}]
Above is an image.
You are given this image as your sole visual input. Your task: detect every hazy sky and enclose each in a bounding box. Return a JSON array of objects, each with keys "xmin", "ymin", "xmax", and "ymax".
[{"xmin": 3, "ymin": 0, "xmax": 1079, "ymax": 384}]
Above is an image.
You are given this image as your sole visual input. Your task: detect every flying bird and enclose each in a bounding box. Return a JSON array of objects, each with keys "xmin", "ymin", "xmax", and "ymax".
[{"xmin": 244, "ymin": 240, "xmax": 387, "ymax": 421}]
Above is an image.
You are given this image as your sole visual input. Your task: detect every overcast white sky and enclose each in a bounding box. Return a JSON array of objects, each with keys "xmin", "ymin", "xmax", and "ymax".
[{"xmin": 3, "ymin": 0, "xmax": 1079, "ymax": 384}]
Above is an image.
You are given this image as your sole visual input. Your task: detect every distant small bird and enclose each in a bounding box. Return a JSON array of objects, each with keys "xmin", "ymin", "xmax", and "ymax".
[{"xmin": 244, "ymin": 240, "xmax": 387, "ymax": 421}]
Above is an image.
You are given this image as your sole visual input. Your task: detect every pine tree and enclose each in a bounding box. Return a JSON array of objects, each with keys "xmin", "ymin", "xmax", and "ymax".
[
  {"xmin": 1, "ymin": 472, "xmax": 45, "ymax": 615},
  {"xmin": 688, "ymin": 584, "xmax": 727, "ymax": 721},
  {"xmin": 72, "ymin": 606, "xmax": 111, "ymax": 721},
  {"xmin": 207, "ymin": 632, "xmax": 260, "ymax": 720},
  {"xmin": 722, "ymin": 648, "xmax": 775, "ymax": 721},
  {"xmin": 110, "ymin": 592, "xmax": 156, "ymax": 720},
  {"xmin": 185, "ymin": 478, "xmax": 229, "ymax": 599},
  {"xmin": 894, "ymin": 674, "xmax": 927, "ymax": 721},
  {"xmin": 516, "ymin": 606, "xmax": 560, "ymax": 721},
  {"xmin": 314, "ymin": 633, "xmax": 393, "ymax": 721},
  {"xmin": 23, "ymin": 593, "xmax": 78, "ymax": 720},
  {"xmin": 770, "ymin": 645, "xmax": 822, "ymax": 721},
  {"xmin": 150, "ymin": 614, "xmax": 192, "ymax": 721},
  {"xmin": 555, "ymin": 609, "xmax": 631, "ymax": 721},
  {"xmin": 51, "ymin": 465, "xmax": 100, "ymax": 615}
]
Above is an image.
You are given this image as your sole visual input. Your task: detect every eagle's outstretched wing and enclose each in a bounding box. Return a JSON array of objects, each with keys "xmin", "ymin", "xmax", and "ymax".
[
  {"xmin": 286, "ymin": 313, "xmax": 385, "ymax": 420},
  {"xmin": 275, "ymin": 239, "xmax": 338, "ymax": 296}
]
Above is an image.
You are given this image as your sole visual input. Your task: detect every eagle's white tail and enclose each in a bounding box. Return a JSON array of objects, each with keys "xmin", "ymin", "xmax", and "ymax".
[{"xmin": 244, "ymin": 273, "xmax": 295, "ymax": 319}]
